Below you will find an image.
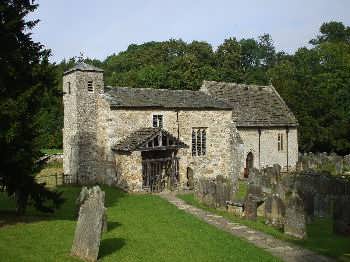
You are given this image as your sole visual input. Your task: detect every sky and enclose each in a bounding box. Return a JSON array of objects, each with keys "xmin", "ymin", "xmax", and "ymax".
[{"xmin": 30, "ymin": 0, "xmax": 350, "ymax": 62}]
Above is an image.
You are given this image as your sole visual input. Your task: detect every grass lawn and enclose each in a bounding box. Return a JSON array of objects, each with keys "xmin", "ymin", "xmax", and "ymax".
[
  {"xmin": 0, "ymin": 186, "xmax": 281, "ymax": 262},
  {"xmin": 40, "ymin": 149, "xmax": 63, "ymax": 155},
  {"xmin": 177, "ymin": 193, "xmax": 350, "ymax": 262}
]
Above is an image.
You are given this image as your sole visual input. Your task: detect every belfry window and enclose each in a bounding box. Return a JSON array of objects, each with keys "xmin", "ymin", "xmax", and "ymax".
[
  {"xmin": 192, "ymin": 128, "xmax": 207, "ymax": 156},
  {"xmin": 278, "ymin": 133, "xmax": 284, "ymax": 151},
  {"xmin": 153, "ymin": 115, "xmax": 163, "ymax": 128},
  {"xmin": 87, "ymin": 81, "xmax": 94, "ymax": 93}
]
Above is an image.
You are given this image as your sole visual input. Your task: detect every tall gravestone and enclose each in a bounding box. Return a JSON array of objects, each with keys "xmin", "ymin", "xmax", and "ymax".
[
  {"xmin": 71, "ymin": 186, "xmax": 106, "ymax": 262},
  {"xmin": 333, "ymin": 196, "xmax": 350, "ymax": 236},
  {"xmin": 244, "ymin": 194, "xmax": 257, "ymax": 221},
  {"xmin": 265, "ymin": 194, "xmax": 285, "ymax": 229},
  {"xmin": 284, "ymin": 192, "xmax": 307, "ymax": 239}
]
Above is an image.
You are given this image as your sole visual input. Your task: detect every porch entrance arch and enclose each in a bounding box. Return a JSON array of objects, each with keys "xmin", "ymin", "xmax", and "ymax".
[{"xmin": 113, "ymin": 127, "xmax": 188, "ymax": 193}]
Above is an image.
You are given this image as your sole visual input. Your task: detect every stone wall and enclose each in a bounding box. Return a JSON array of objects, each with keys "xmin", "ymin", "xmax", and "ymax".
[
  {"xmin": 104, "ymin": 108, "xmax": 238, "ymax": 190},
  {"xmin": 114, "ymin": 151, "xmax": 143, "ymax": 191},
  {"xmin": 237, "ymin": 127, "xmax": 298, "ymax": 175},
  {"xmin": 63, "ymin": 72, "xmax": 78, "ymax": 180},
  {"xmin": 63, "ymin": 70, "xmax": 104, "ymax": 184}
]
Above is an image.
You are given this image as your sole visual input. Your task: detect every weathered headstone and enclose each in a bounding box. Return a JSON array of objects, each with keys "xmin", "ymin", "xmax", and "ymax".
[
  {"xmin": 284, "ymin": 192, "xmax": 307, "ymax": 239},
  {"xmin": 313, "ymin": 193, "xmax": 332, "ymax": 218},
  {"xmin": 244, "ymin": 195, "xmax": 257, "ymax": 221},
  {"xmin": 265, "ymin": 194, "xmax": 285, "ymax": 229},
  {"xmin": 227, "ymin": 201, "xmax": 244, "ymax": 217},
  {"xmin": 75, "ymin": 186, "xmax": 89, "ymax": 216},
  {"xmin": 257, "ymin": 201, "xmax": 266, "ymax": 217},
  {"xmin": 333, "ymin": 196, "xmax": 350, "ymax": 236},
  {"xmin": 187, "ymin": 168, "xmax": 194, "ymax": 190},
  {"xmin": 246, "ymin": 183, "xmax": 264, "ymax": 200},
  {"xmin": 71, "ymin": 186, "xmax": 106, "ymax": 262},
  {"xmin": 298, "ymin": 191, "xmax": 314, "ymax": 223}
]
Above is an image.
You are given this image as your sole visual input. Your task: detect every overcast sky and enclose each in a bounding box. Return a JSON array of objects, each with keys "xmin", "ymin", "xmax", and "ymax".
[{"xmin": 31, "ymin": 0, "xmax": 350, "ymax": 62}]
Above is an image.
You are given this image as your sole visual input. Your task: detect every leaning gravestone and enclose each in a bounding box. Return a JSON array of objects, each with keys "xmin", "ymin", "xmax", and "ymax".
[
  {"xmin": 75, "ymin": 186, "xmax": 89, "ymax": 216},
  {"xmin": 284, "ymin": 191, "xmax": 307, "ymax": 239},
  {"xmin": 71, "ymin": 186, "xmax": 106, "ymax": 262}
]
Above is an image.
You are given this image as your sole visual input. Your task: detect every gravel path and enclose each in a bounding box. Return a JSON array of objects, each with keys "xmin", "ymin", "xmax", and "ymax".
[{"xmin": 159, "ymin": 192, "xmax": 335, "ymax": 262}]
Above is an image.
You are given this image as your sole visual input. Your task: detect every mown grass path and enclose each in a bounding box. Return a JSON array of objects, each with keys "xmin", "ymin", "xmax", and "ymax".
[
  {"xmin": 159, "ymin": 192, "xmax": 335, "ymax": 262},
  {"xmin": 0, "ymin": 186, "xmax": 281, "ymax": 262}
]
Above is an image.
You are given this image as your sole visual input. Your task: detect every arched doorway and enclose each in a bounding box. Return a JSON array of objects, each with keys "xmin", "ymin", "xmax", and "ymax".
[{"xmin": 244, "ymin": 152, "xmax": 254, "ymax": 178}]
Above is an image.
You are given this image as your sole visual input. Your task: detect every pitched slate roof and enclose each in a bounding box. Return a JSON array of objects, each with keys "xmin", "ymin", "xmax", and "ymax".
[
  {"xmin": 64, "ymin": 62, "xmax": 104, "ymax": 75},
  {"xmin": 104, "ymin": 86, "xmax": 231, "ymax": 110},
  {"xmin": 201, "ymin": 81, "xmax": 298, "ymax": 127},
  {"xmin": 112, "ymin": 127, "xmax": 188, "ymax": 152}
]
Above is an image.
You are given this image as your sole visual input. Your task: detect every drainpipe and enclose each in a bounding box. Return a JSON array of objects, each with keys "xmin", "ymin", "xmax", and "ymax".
[
  {"xmin": 258, "ymin": 128, "xmax": 261, "ymax": 169},
  {"xmin": 286, "ymin": 127, "xmax": 289, "ymax": 172},
  {"xmin": 176, "ymin": 110, "xmax": 179, "ymax": 140}
]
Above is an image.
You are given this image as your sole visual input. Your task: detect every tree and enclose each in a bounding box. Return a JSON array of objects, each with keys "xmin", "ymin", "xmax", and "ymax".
[
  {"xmin": 310, "ymin": 21, "xmax": 350, "ymax": 45},
  {"xmin": 270, "ymin": 22, "xmax": 350, "ymax": 154},
  {"xmin": 0, "ymin": 0, "xmax": 64, "ymax": 214},
  {"xmin": 215, "ymin": 37, "xmax": 243, "ymax": 82}
]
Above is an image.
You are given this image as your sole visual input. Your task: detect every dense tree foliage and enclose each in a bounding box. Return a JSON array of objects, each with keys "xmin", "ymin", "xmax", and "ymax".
[
  {"xmin": 269, "ymin": 21, "xmax": 350, "ymax": 154},
  {"xmin": 41, "ymin": 22, "xmax": 350, "ymax": 155},
  {"xmin": 0, "ymin": 0, "xmax": 64, "ymax": 214}
]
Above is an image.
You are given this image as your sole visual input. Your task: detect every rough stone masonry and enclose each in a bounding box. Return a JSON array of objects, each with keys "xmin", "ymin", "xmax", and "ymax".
[
  {"xmin": 63, "ymin": 62, "xmax": 299, "ymax": 192},
  {"xmin": 71, "ymin": 186, "xmax": 106, "ymax": 262}
]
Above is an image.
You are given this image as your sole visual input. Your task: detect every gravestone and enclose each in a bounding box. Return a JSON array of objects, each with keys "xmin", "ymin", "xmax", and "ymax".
[
  {"xmin": 265, "ymin": 194, "xmax": 285, "ymax": 229},
  {"xmin": 313, "ymin": 193, "xmax": 332, "ymax": 218},
  {"xmin": 71, "ymin": 186, "xmax": 106, "ymax": 262},
  {"xmin": 75, "ymin": 186, "xmax": 89, "ymax": 216},
  {"xmin": 244, "ymin": 194, "xmax": 257, "ymax": 221},
  {"xmin": 246, "ymin": 183, "xmax": 264, "ymax": 200},
  {"xmin": 284, "ymin": 192, "xmax": 307, "ymax": 239},
  {"xmin": 257, "ymin": 201, "xmax": 266, "ymax": 217},
  {"xmin": 187, "ymin": 167, "xmax": 194, "ymax": 190},
  {"xmin": 298, "ymin": 191, "xmax": 314, "ymax": 223},
  {"xmin": 333, "ymin": 196, "xmax": 350, "ymax": 236}
]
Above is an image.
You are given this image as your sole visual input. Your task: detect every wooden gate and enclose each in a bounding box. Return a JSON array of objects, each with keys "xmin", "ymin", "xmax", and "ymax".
[{"xmin": 142, "ymin": 157, "xmax": 179, "ymax": 192}]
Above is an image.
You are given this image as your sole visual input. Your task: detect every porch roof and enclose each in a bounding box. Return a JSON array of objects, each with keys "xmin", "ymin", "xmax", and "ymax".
[{"xmin": 112, "ymin": 127, "xmax": 188, "ymax": 152}]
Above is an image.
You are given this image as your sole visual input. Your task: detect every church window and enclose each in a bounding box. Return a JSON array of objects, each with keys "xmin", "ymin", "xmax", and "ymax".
[
  {"xmin": 278, "ymin": 133, "xmax": 284, "ymax": 151},
  {"xmin": 192, "ymin": 128, "xmax": 207, "ymax": 156},
  {"xmin": 68, "ymin": 82, "xmax": 71, "ymax": 94},
  {"xmin": 87, "ymin": 81, "xmax": 94, "ymax": 93},
  {"xmin": 153, "ymin": 115, "xmax": 163, "ymax": 128}
]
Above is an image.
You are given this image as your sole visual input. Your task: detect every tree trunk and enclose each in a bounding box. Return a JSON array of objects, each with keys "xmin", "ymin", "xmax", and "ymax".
[{"xmin": 15, "ymin": 189, "xmax": 28, "ymax": 215}]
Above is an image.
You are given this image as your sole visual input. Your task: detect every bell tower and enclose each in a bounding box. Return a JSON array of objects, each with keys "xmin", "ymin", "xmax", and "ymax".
[{"xmin": 62, "ymin": 62, "xmax": 104, "ymax": 183}]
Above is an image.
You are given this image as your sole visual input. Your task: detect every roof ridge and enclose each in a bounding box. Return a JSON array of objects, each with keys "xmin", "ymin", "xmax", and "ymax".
[
  {"xmin": 201, "ymin": 80, "xmax": 298, "ymax": 127},
  {"xmin": 64, "ymin": 62, "xmax": 104, "ymax": 75},
  {"xmin": 268, "ymin": 85, "xmax": 298, "ymax": 124},
  {"xmin": 110, "ymin": 85, "xmax": 203, "ymax": 94}
]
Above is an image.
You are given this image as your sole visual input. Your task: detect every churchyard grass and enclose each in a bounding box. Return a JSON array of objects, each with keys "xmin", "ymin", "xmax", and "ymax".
[
  {"xmin": 0, "ymin": 186, "xmax": 281, "ymax": 262},
  {"xmin": 235, "ymin": 180, "xmax": 248, "ymax": 200},
  {"xmin": 177, "ymin": 193, "xmax": 350, "ymax": 262},
  {"xmin": 40, "ymin": 149, "xmax": 63, "ymax": 155}
]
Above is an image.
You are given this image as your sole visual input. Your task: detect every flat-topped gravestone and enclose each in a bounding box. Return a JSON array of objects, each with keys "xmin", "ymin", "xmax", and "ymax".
[{"xmin": 71, "ymin": 186, "xmax": 106, "ymax": 262}]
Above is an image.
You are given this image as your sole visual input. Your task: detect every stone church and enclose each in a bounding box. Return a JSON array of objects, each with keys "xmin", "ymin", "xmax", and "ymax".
[{"xmin": 63, "ymin": 62, "xmax": 298, "ymax": 192}]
